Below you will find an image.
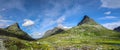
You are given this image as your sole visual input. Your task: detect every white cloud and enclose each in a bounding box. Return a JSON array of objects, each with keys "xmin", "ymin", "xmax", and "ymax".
[
  {"xmin": 57, "ymin": 16, "xmax": 65, "ymax": 26},
  {"xmin": 56, "ymin": 16, "xmax": 72, "ymax": 29},
  {"xmin": 0, "ymin": 15, "xmax": 14, "ymax": 28},
  {"xmin": 102, "ymin": 21, "xmax": 120, "ymax": 30},
  {"xmin": 0, "ymin": 15, "xmax": 13, "ymax": 22},
  {"xmin": 104, "ymin": 11, "xmax": 111, "ymax": 15},
  {"xmin": 57, "ymin": 24, "xmax": 72, "ymax": 29},
  {"xmin": 0, "ymin": 20, "xmax": 13, "ymax": 22},
  {"xmin": 56, "ymin": 16, "xmax": 67, "ymax": 27},
  {"xmin": 30, "ymin": 32, "xmax": 43, "ymax": 39},
  {"xmin": 26, "ymin": 0, "xmax": 81, "ymax": 37},
  {"xmin": 55, "ymin": 3, "xmax": 81, "ymax": 28},
  {"xmin": 39, "ymin": 4, "xmax": 81, "ymax": 32},
  {"xmin": 22, "ymin": 19, "xmax": 35, "ymax": 27},
  {"xmin": 0, "ymin": 0, "xmax": 26, "ymax": 11},
  {"xmin": 42, "ymin": 0, "xmax": 81, "ymax": 17},
  {"xmin": 99, "ymin": 16, "xmax": 117, "ymax": 20},
  {"xmin": 0, "ymin": 8, "xmax": 6, "ymax": 11},
  {"xmin": 42, "ymin": 0, "xmax": 73, "ymax": 17},
  {"xmin": 101, "ymin": 0, "xmax": 120, "ymax": 8},
  {"xmin": 0, "ymin": 23, "xmax": 9, "ymax": 28},
  {"xmin": 0, "ymin": 15, "xmax": 2, "ymax": 19},
  {"xmin": 63, "ymin": 26, "xmax": 72, "ymax": 29}
]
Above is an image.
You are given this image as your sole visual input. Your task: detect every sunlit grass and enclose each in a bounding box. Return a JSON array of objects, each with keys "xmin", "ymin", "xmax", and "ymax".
[{"xmin": 1, "ymin": 24, "xmax": 120, "ymax": 50}]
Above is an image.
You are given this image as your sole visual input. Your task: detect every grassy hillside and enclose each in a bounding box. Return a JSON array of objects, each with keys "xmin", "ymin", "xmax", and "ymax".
[
  {"xmin": 37, "ymin": 24, "xmax": 120, "ymax": 50},
  {"xmin": 0, "ymin": 16, "xmax": 120, "ymax": 50},
  {"xmin": 36, "ymin": 15, "xmax": 120, "ymax": 50},
  {"xmin": 1, "ymin": 24, "xmax": 120, "ymax": 50},
  {"xmin": 0, "ymin": 23, "xmax": 35, "ymax": 41}
]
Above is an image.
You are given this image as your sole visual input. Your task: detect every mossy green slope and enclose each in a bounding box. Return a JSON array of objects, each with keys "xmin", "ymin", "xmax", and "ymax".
[
  {"xmin": 1, "ymin": 24, "xmax": 120, "ymax": 50},
  {"xmin": 37, "ymin": 16, "xmax": 120, "ymax": 50}
]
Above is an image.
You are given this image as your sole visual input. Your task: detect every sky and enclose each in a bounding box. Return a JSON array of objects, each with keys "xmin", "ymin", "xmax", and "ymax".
[{"xmin": 0, "ymin": 0, "xmax": 120, "ymax": 38}]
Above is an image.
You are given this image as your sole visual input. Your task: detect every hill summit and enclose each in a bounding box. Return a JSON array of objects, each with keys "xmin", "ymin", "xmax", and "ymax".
[
  {"xmin": 6, "ymin": 23, "xmax": 20, "ymax": 31},
  {"xmin": 77, "ymin": 15, "xmax": 98, "ymax": 26},
  {"xmin": 0, "ymin": 23, "xmax": 35, "ymax": 40}
]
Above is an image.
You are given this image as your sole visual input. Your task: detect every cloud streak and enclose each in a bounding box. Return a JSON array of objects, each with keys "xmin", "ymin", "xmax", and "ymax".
[
  {"xmin": 102, "ymin": 21, "xmax": 120, "ymax": 30},
  {"xmin": 0, "ymin": 15, "xmax": 14, "ymax": 28},
  {"xmin": 104, "ymin": 11, "xmax": 111, "ymax": 15},
  {"xmin": 38, "ymin": 0, "xmax": 81, "ymax": 30},
  {"xmin": 0, "ymin": 0, "xmax": 26, "ymax": 11},
  {"xmin": 99, "ymin": 16, "xmax": 117, "ymax": 20},
  {"xmin": 101, "ymin": 0, "xmax": 120, "ymax": 8},
  {"xmin": 57, "ymin": 16, "xmax": 65, "ymax": 27}
]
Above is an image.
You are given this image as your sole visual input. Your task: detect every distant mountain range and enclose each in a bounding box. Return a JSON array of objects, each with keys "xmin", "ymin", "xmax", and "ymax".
[
  {"xmin": 43, "ymin": 27, "xmax": 69, "ymax": 38},
  {"xmin": 0, "ymin": 15, "xmax": 120, "ymax": 50}
]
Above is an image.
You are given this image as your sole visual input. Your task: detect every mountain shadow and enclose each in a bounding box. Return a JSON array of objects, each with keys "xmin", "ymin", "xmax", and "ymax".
[{"xmin": 114, "ymin": 26, "xmax": 120, "ymax": 32}]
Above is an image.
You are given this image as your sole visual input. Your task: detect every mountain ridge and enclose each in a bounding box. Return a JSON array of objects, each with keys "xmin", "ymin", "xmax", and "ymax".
[
  {"xmin": 5, "ymin": 23, "xmax": 20, "ymax": 30},
  {"xmin": 43, "ymin": 27, "xmax": 68, "ymax": 38},
  {"xmin": 0, "ymin": 23, "xmax": 35, "ymax": 41},
  {"xmin": 77, "ymin": 15, "xmax": 98, "ymax": 26}
]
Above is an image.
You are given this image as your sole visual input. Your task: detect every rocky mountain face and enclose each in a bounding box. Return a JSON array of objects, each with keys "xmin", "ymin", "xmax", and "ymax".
[
  {"xmin": 43, "ymin": 27, "xmax": 66, "ymax": 38},
  {"xmin": 114, "ymin": 26, "xmax": 120, "ymax": 32},
  {"xmin": 0, "ymin": 23, "xmax": 35, "ymax": 41},
  {"xmin": 77, "ymin": 15, "xmax": 98, "ymax": 26}
]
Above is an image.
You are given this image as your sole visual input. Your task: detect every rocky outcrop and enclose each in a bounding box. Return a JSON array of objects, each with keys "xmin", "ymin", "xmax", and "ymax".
[
  {"xmin": 77, "ymin": 15, "xmax": 98, "ymax": 26},
  {"xmin": 114, "ymin": 26, "xmax": 120, "ymax": 32}
]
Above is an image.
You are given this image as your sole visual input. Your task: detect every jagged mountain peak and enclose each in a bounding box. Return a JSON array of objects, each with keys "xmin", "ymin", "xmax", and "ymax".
[
  {"xmin": 83, "ymin": 15, "xmax": 90, "ymax": 19},
  {"xmin": 77, "ymin": 15, "xmax": 98, "ymax": 26},
  {"xmin": 3, "ymin": 23, "xmax": 35, "ymax": 40},
  {"xmin": 6, "ymin": 23, "xmax": 20, "ymax": 30}
]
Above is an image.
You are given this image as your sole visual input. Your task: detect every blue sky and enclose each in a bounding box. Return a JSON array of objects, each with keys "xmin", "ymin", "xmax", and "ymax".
[{"xmin": 0, "ymin": 0, "xmax": 120, "ymax": 38}]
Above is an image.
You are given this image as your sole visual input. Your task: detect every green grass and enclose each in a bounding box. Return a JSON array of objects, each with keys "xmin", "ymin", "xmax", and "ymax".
[
  {"xmin": 0, "ymin": 24, "xmax": 120, "ymax": 50},
  {"xmin": 36, "ymin": 25, "xmax": 120, "ymax": 50}
]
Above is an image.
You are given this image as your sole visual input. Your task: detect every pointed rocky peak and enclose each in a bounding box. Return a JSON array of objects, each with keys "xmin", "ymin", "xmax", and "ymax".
[
  {"xmin": 77, "ymin": 15, "xmax": 98, "ymax": 26},
  {"xmin": 114, "ymin": 26, "xmax": 120, "ymax": 32},
  {"xmin": 6, "ymin": 23, "xmax": 20, "ymax": 30},
  {"xmin": 4, "ymin": 23, "xmax": 35, "ymax": 40}
]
